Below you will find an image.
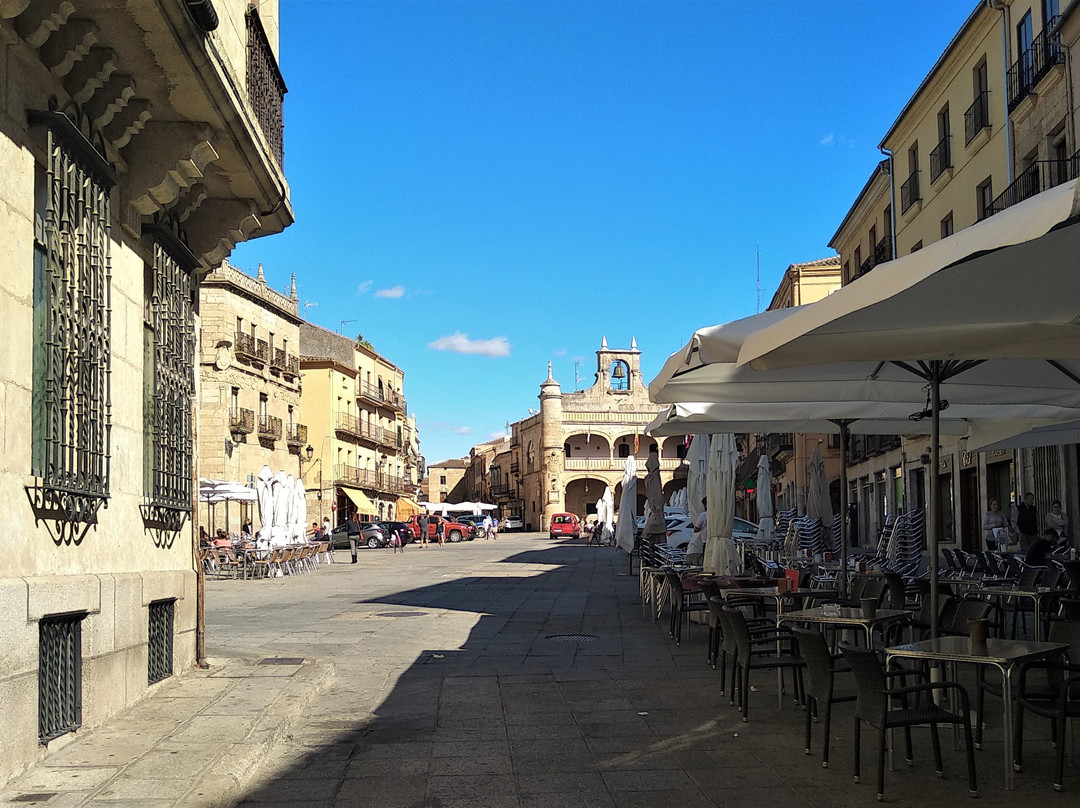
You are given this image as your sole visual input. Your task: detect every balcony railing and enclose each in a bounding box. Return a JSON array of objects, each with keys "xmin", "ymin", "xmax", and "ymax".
[
  {"xmin": 1007, "ymin": 18, "xmax": 1063, "ymax": 111},
  {"xmin": 509, "ymin": 460, "xmax": 520, "ymax": 474},
  {"xmin": 900, "ymin": 170, "xmax": 920, "ymax": 214},
  {"xmin": 333, "ymin": 465, "xmax": 407, "ymax": 493},
  {"xmin": 245, "ymin": 8, "xmax": 286, "ymax": 167},
  {"xmin": 229, "ymin": 407, "xmax": 255, "ymax": 435},
  {"xmin": 768, "ymin": 433, "xmax": 794, "ymax": 460},
  {"xmin": 271, "ymin": 348, "xmax": 287, "ymax": 372},
  {"xmin": 383, "ymin": 389, "xmax": 407, "ymax": 414},
  {"xmin": 857, "ymin": 235, "xmax": 893, "ymax": 278},
  {"xmin": 284, "ymin": 355, "xmax": 300, "ymax": 378},
  {"xmin": 929, "ymin": 135, "xmax": 951, "ymax": 182},
  {"xmin": 258, "ymin": 414, "xmax": 282, "ymax": 441},
  {"xmin": 986, "ymin": 153, "xmax": 1079, "ymax": 217},
  {"xmin": 235, "ymin": 332, "xmax": 267, "ymax": 365},
  {"xmin": 964, "ymin": 91, "xmax": 990, "ymax": 145},
  {"xmin": 563, "ymin": 457, "xmax": 683, "ymax": 471},
  {"xmin": 490, "ymin": 483, "xmax": 512, "ymax": 496},
  {"xmin": 286, "ymin": 422, "xmax": 307, "ymax": 447},
  {"xmin": 356, "ymin": 380, "xmax": 384, "ymax": 405}
]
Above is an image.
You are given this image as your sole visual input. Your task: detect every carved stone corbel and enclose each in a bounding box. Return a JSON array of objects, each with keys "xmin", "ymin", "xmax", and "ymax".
[
  {"xmin": 37, "ymin": 16, "xmax": 97, "ymax": 77},
  {"xmin": 84, "ymin": 72, "xmax": 136, "ymax": 129},
  {"xmin": 63, "ymin": 46, "xmax": 118, "ymax": 104},
  {"xmin": 12, "ymin": 0, "xmax": 74, "ymax": 47},
  {"xmin": 123, "ymin": 122, "xmax": 219, "ymax": 217},
  {"xmin": 102, "ymin": 98, "xmax": 151, "ymax": 149},
  {"xmin": 0, "ymin": 1, "xmax": 32, "ymax": 21},
  {"xmin": 182, "ymin": 199, "xmax": 262, "ymax": 267}
]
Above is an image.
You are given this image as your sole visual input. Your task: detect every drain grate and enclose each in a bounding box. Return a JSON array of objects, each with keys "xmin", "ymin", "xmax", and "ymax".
[
  {"xmin": 376, "ymin": 612, "xmax": 428, "ymax": 618},
  {"xmin": 259, "ymin": 657, "xmax": 305, "ymax": 665},
  {"xmin": 546, "ymin": 634, "xmax": 597, "ymax": 643}
]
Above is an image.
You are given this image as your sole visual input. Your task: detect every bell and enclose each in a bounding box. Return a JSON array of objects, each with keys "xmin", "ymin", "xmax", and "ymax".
[{"xmin": 611, "ymin": 363, "xmax": 626, "ymax": 379}]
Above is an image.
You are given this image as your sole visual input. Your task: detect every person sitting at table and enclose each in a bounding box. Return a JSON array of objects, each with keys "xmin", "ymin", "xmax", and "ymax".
[
  {"xmin": 199, "ymin": 526, "xmax": 210, "ymax": 549},
  {"xmin": 212, "ymin": 529, "xmax": 231, "ymax": 548},
  {"xmin": 1025, "ymin": 528, "xmax": 1061, "ymax": 567},
  {"xmin": 1045, "ymin": 500, "xmax": 1068, "ymax": 540}
]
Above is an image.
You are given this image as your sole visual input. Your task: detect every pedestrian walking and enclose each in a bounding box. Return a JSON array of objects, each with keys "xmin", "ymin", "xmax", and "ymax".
[
  {"xmin": 435, "ymin": 516, "xmax": 445, "ymax": 546},
  {"xmin": 482, "ymin": 513, "xmax": 493, "ymax": 540},
  {"xmin": 390, "ymin": 529, "xmax": 404, "ymax": 554},
  {"xmin": 490, "ymin": 518, "xmax": 498, "ymax": 540},
  {"xmin": 345, "ymin": 511, "xmax": 360, "ymax": 563},
  {"xmin": 418, "ymin": 512, "xmax": 429, "ymax": 547},
  {"xmin": 583, "ymin": 519, "xmax": 595, "ymax": 547}
]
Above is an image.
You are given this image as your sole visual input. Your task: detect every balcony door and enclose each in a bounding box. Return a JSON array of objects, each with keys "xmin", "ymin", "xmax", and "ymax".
[{"xmin": 1017, "ymin": 11, "xmax": 1034, "ymax": 89}]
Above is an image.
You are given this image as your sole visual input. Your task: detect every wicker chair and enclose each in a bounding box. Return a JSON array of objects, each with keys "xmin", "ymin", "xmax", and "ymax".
[
  {"xmin": 1013, "ymin": 658, "xmax": 1080, "ymax": 791},
  {"xmin": 842, "ymin": 644, "xmax": 978, "ymax": 801},
  {"xmin": 793, "ymin": 628, "xmax": 855, "ymax": 769},
  {"xmin": 721, "ymin": 607, "xmax": 804, "ymax": 722},
  {"xmin": 665, "ymin": 571, "xmax": 708, "ymax": 646}
]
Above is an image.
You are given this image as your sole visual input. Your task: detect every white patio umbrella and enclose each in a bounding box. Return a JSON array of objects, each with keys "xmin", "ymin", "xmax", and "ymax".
[
  {"xmin": 613, "ymin": 455, "xmax": 637, "ymax": 556},
  {"xmin": 596, "ymin": 486, "xmax": 615, "ymax": 545},
  {"xmin": 291, "ymin": 477, "xmax": 307, "ymax": 543},
  {"xmin": 270, "ymin": 470, "xmax": 291, "ymax": 548},
  {"xmin": 805, "ymin": 446, "xmax": 833, "ymax": 527},
  {"xmin": 256, "ymin": 465, "xmax": 274, "ymax": 545},
  {"xmin": 705, "ymin": 434, "xmax": 739, "ymax": 575},
  {"xmin": 685, "ymin": 435, "xmax": 709, "ymax": 560},
  {"xmin": 642, "ymin": 447, "xmax": 666, "ymax": 542},
  {"xmin": 755, "ymin": 453, "xmax": 775, "ymax": 540},
  {"xmin": 966, "ymin": 417, "xmax": 1080, "ymax": 452}
]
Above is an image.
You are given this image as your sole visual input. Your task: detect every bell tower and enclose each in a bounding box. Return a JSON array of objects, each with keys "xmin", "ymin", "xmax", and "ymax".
[{"xmin": 595, "ymin": 335, "xmax": 642, "ymax": 396}]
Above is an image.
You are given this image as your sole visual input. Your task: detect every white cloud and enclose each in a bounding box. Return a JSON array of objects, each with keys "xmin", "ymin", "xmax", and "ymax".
[
  {"xmin": 428, "ymin": 332, "xmax": 511, "ymax": 358},
  {"xmin": 356, "ymin": 280, "xmax": 373, "ymax": 294},
  {"xmin": 488, "ymin": 430, "xmax": 506, "ymax": 439},
  {"xmin": 552, "ymin": 348, "xmax": 567, "ymax": 357},
  {"xmin": 452, "ymin": 426, "xmax": 473, "ymax": 435},
  {"xmin": 375, "ymin": 285, "xmax": 405, "ymax": 299},
  {"xmin": 820, "ymin": 132, "xmax": 834, "ymax": 146}
]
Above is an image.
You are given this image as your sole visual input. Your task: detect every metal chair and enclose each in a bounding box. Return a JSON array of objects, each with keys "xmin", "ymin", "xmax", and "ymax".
[
  {"xmin": 721, "ymin": 606, "xmax": 804, "ymax": 722},
  {"xmin": 1013, "ymin": 656, "xmax": 1080, "ymax": 791},
  {"xmin": 842, "ymin": 644, "xmax": 978, "ymax": 801},
  {"xmin": 664, "ymin": 571, "xmax": 708, "ymax": 646}
]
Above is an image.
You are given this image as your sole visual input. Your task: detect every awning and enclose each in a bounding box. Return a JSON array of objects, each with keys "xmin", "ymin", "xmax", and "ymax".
[
  {"xmin": 396, "ymin": 497, "xmax": 421, "ymax": 518},
  {"xmin": 341, "ymin": 486, "xmax": 376, "ymax": 514}
]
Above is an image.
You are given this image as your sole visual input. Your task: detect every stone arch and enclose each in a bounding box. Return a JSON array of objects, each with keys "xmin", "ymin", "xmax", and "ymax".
[
  {"xmin": 563, "ymin": 432, "xmax": 610, "ymax": 459},
  {"xmin": 608, "ymin": 359, "xmax": 630, "ymax": 391},
  {"xmin": 564, "ymin": 476, "xmax": 607, "ymax": 516},
  {"xmin": 660, "ymin": 435, "xmax": 688, "ymax": 460}
]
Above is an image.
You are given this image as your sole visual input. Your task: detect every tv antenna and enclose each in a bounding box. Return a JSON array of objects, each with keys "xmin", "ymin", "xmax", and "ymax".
[
  {"xmin": 574, "ymin": 360, "xmax": 585, "ymax": 390},
  {"xmin": 755, "ymin": 242, "xmax": 763, "ymax": 313},
  {"xmin": 304, "ymin": 300, "xmax": 318, "ymax": 311},
  {"xmin": 339, "ymin": 319, "xmax": 357, "ymax": 334}
]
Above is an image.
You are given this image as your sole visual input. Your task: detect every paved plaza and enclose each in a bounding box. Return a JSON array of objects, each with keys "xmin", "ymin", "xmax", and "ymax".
[{"xmin": 3, "ymin": 533, "xmax": 1077, "ymax": 807}]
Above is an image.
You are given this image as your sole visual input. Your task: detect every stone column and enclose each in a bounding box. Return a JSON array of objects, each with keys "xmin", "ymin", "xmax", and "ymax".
[{"xmin": 539, "ymin": 362, "xmax": 563, "ymax": 532}]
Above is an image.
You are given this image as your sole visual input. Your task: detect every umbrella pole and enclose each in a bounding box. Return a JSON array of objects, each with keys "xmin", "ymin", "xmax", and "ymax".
[
  {"xmin": 929, "ymin": 362, "xmax": 942, "ymax": 639},
  {"xmin": 838, "ymin": 422, "xmax": 850, "ymax": 598}
]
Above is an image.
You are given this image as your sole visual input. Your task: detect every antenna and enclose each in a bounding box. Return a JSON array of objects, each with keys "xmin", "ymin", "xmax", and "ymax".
[
  {"xmin": 573, "ymin": 360, "xmax": 585, "ymax": 391},
  {"xmin": 304, "ymin": 300, "xmax": 318, "ymax": 311},
  {"xmin": 755, "ymin": 242, "xmax": 763, "ymax": 313},
  {"xmin": 339, "ymin": 319, "xmax": 357, "ymax": 334}
]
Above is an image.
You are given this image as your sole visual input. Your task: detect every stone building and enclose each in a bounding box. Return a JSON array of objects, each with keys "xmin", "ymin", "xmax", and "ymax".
[
  {"xmin": 425, "ymin": 459, "xmax": 470, "ymax": 504},
  {"xmin": 830, "ymin": 0, "xmax": 1080, "ymax": 549},
  {"xmin": 489, "ymin": 339, "xmax": 673, "ymax": 532},
  {"xmin": 0, "ymin": 0, "xmax": 291, "ymax": 781},
  {"xmin": 299, "ymin": 324, "xmax": 420, "ymax": 527},
  {"xmin": 197, "ymin": 261, "xmax": 304, "ymax": 531},
  {"xmin": 462, "ymin": 437, "xmax": 510, "ymax": 505}
]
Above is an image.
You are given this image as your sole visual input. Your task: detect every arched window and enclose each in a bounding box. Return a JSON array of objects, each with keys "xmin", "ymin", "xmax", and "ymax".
[
  {"xmin": 564, "ymin": 443, "xmax": 571, "ymax": 457},
  {"xmin": 609, "ymin": 360, "xmax": 629, "ymax": 391},
  {"xmin": 618, "ymin": 443, "xmax": 630, "ymax": 458}
]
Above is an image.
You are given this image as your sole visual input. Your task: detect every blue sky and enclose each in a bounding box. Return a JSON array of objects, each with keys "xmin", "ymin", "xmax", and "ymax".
[{"xmin": 232, "ymin": 0, "xmax": 977, "ymax": 466}]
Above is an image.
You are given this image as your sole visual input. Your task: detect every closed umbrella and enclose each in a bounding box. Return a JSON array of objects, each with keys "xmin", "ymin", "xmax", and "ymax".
[
  {"xmin": 805, "ymin": 447, "xmax": 832, "ymax": 527},
  {"xmin": 642, "ymin": 446, "xmax": 666, "ymax": 541},
  {"xmin": 292, "ymin": 477, "xmax": 307, "ymax": 543},
  {"xmin": 685, "ymin": 435, "xmax": 709, "ymax": 561},
  {"xmin": 596, "ymin": 486, "xmax": 615, "ymax": 545},
  {"xmin": 705, "ymin": 433, "xmax": 739, "ymax": 575},
  {"xmin": 256, "ymin": 465, "xmax": 274, "ymax": 546},
  {"xmin": 271, "ymin": 470, "xmax": 291, "ymax": 548},
  {"xmin": 614, "ymin": 455, "xmax": 637, "ymax": 556},
  {"xmin": 756, "ymin": 453, "xmax": 775, "ymax": 540}
]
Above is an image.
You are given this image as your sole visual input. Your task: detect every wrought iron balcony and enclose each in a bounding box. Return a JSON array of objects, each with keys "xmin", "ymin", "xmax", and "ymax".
[
  {"xmin": 509, "ymin": 460, "xmax": 520, "ymax": 474},
  {"xmin": 377, "ymin": 425, "xmax": 402, "ymax": 451},
  {"xmin": 1007, "ymin": 18, "xmax": 1063, "ymax": 111},
  {"xmin": 985, "ymin": 154, "xmax": 1079, "ymax": 218},
  {"xmin": 768, "ymin": 432, "xmax": 794, "ymax": 461},
  {"xmin": 270, "ymin": 348, "xmax": 287, "ymax": 372},
  {"xmin": 900, "ymin": 170, "xmax": 920, "ymax": 214},
  {"xmin": 873, "ymin": 235, "xmax": 892, "ymax": 265},
  {"xmin": 383, "ymin": 388, "xmax": 407, "ymax": 413},
  {"xmin": 230, "ymin": 407, "xmax": 255, "ymax": 435},
  {"xmin": 929, "ymin": 135, "xmax": 951, "ymax": 182},
  {"xmin": 356, "ymin": 379, "xmax": 384, "ymax": 405},
  {"xmin": 964, "ymin": 91, "xmax": 990, "ymax": 145},
  {"xmin": 258, "ymin": 414, "xmax": 282, "ymax": 441},
  {"xmin": 284, "ymin": 355, "xmax": 300, "ymax": 379},
  {"xmin": 286, "ymin": 422, "xmax": 307, "ymax": 448},
  {"xmin": 235, "ymin": 331, "xmax": 257, "ymax": 362},
  {"xmin": 245, "ymin": 8, "xmax": 286, "ymax": 167}
]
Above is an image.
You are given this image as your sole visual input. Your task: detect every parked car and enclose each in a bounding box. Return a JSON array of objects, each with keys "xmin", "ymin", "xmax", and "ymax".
[
  {"xmin": 405, "ymin": 514, "xmax": 473, "ymax": 543},
  {"xmin": 549, "ymin": 513, "xmax": 580, "ymax": 539},
  {"xmin": 649, "ymin": 514, "xmax": 760, "ymax": 551},
  {"xmin": 455, "ymin": 514, "xmax": 489, "ymax": 537},
  {"xmin": 501, "ymin": 516, "xmax": 524, "ymax": 531},
  {"xmin": 329, "ymin": 522, "xmax": 386, "ymax": 549},
  {"xmin": 378, "ymin": 521, "xmax": 414, "ymax": 546}
]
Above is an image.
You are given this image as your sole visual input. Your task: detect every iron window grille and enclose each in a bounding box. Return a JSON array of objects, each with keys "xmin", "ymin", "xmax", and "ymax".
[
  {"xmin": 964, "ymin": 91, "xmax": 991, "ymax": 145},
  {"xmin": 28, "ymin": 99, "xmax": 115, "ymax": 525},
  {"xmin": 142, "ymin": 216, "xmax": 198, "ymax": 531},
  {"xmin": 148, "ymin": 599, "xmax": 175, "ymax": 684},
  {"xmin": 246, "ymin": 7, "xmax": 287, "ymax": 167},
  {"xmin": 39, "ymin": 612, "xmax": 84, "ymax": 743}
]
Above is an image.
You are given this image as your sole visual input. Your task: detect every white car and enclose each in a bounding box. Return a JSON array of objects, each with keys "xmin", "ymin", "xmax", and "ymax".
[
  {"xmin": 665, "ymin": 515, "xmax": 760, "ymax": 551},
  {"xmin": 501, "ymin": 517, "xmax": 524, "ymax": 531}
]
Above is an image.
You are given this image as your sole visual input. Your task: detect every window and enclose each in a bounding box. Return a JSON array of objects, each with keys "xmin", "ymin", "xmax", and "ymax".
[
  {"xmin": 940, "ymin": 212, "xmax": 954, "ymax": 239},
  {"xmin": 854, "ymin": 246, "xmax": 862, "ymax": 269},
  {"xmin": 910, "ymin": 241, "xmax": 923, "ymax": 253},
  {"xmin": 231, "ymin": 388, "xmax": 240, "ymax": 416},
  {"xmin": 901, "ymin": 142, "xmax": 920, "ymax": 212},
  {"xmin": 618, "ymin": 443, "xmax": 631, "ymax": 458},
  {"xmin": 564, "ymin": 443, "xmax": 571, "ymax": 457},
  {"xmin": 29, "ymin": 102, "xmax": 115, "ymax": 524},
  {"xmin": 440, "ymin": 475, "xmax": 447, "ymax": 485},
  {"xmin": 39, "ymin": 613, "xmax": 84, "ymax": 742},
  {"xmin": 148, "ymin": 599, "xmax": 175, "ymax": 684},
  {"xmin": 977, "ymin": 176, "xmax": 994, "ymax": 220},
  {"xmin": 931, "ymin": 104, "xmax": 951, "ymax": 182},
  {"xmin": 967, "ymin": 60, "xmax": 990, "ymax": 144}
]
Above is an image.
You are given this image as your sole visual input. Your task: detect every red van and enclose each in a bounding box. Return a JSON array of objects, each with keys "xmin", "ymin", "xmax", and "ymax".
[{"xmin": 549, "ymin": 513, "xmax": 581, "ymax": 540}]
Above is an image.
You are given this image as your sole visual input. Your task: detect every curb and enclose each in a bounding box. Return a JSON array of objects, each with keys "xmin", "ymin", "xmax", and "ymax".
[{"xmin": 180, "ymin": 657, "xmax": 337, "ymax": 808}]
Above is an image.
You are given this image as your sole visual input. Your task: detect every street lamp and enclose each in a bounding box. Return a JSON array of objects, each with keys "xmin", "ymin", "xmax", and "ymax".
[{"xmin": 298, "ymin": 444, "xmax": 317, "ymax": 479}]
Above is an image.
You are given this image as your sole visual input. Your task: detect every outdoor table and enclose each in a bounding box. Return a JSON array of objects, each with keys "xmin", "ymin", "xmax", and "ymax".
[
  {"xmin": 885, "ymin": 636, "xmax": 1069, "ymax": 789},
  {"xmin": 780, "ymin": 606, "xmax": 911, "ymax": 648},
  {"xmin": 973, "ymin": 585, "xmax": 1071, "ymax": 641}
]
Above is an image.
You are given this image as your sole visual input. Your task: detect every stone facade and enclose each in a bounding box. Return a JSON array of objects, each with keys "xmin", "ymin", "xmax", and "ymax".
[
  {"xmin": 426, "ymin": 460, "xmax": 470, "ymax": 504},
  {"xmin": 0, "ymin": 0, "xmax": 291, "ymax": 783},
  {"xmin": 197, "ymin": 261, "xmax": 303, "ymax": 531},
  {"xmin": 487, "ymin": 340, "xmax": 673, "ymax": 533},
  {"xmin": 299, "ymin": 324, "xmax": 420, "ymax": 527}
]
